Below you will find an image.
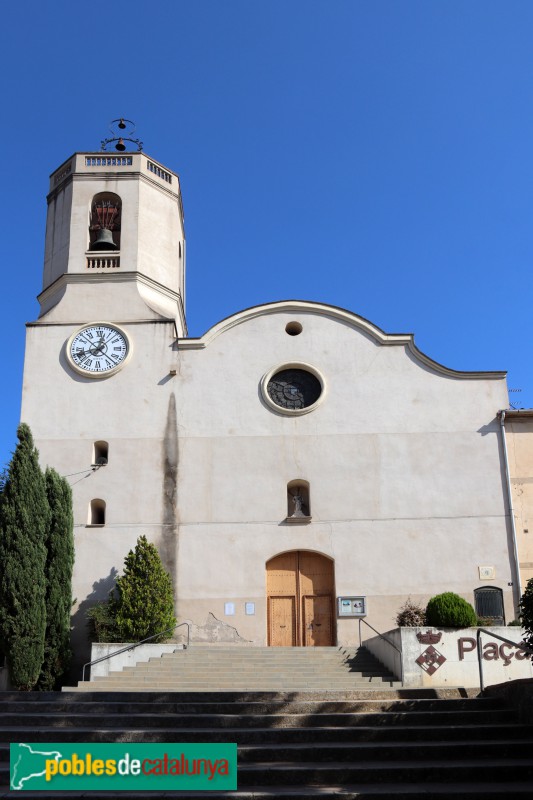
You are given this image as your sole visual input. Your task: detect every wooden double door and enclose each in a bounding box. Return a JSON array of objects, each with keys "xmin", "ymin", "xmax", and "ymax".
[{"xmin": 266, "ymin": 551, "xmax": 335, "ymax": 647}]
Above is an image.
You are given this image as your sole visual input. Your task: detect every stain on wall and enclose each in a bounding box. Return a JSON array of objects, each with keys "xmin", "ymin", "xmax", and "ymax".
[{"xmin": 162, "ymin": 392, "xmax": 178, "ymax": 602}]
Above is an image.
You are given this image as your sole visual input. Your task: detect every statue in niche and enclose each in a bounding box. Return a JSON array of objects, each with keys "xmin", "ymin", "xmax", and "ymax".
[{"xmin": 290, "ymin": 491, "xmax": 307, "ymax": 518}]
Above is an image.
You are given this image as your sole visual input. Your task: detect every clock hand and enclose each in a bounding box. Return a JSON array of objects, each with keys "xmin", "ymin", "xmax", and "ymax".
[{"xmin": 87, "ymin": 337, "xmax": 106, "ymax": 355}]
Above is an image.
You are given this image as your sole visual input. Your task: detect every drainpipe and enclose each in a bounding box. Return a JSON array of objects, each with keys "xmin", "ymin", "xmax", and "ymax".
[{"xmin": 499, "ymin": 410, "xmax": 522, "ymax": 611}]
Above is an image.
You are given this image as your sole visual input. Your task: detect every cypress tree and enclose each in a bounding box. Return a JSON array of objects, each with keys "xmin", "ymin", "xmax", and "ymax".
[
  {"xmin": 0, "ymin": 424, "xmax": 50, "ymax": 690},
  {"xmin": 37, "ymin": 468, "xmax": 74, "ymax": 690},
  {"xmin": 113, "ymin": 535, "xmax": 176, "ymax": 642}
]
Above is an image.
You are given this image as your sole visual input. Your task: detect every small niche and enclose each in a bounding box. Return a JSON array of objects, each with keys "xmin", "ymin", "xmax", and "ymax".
[
  {"xmin": 93, "ymin": 441, "xmax": 108, "ymax": 466},
  {"xmin": 286, "ymin": 480, "xmax": 311, "ymax": 523},
  {"xmin": 285, "ymin": 321, "xmax": 303, "ymax": 336},
  {"xmin": 88, "ymin": 499, "xmax": 106, "ymax": 527}
]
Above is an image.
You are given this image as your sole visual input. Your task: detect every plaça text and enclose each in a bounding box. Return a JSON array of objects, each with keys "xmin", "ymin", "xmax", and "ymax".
[{"xmin": 458, "ymin": 638, "xmax": 529, "ymax": 666}]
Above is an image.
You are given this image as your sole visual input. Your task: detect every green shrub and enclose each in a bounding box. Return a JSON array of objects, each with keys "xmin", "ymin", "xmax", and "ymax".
[
  {"xmin": 425, "ymin": 592, "xmax": 477, "ymax": 629},
  {"xmin": 87, "ymin": 600, "xmax": 119, "ymax": 643},
  {"xmin": 508, "ymin": 619, "xmax": 522, "ymax": 627},
  {"xmin": 87, "ymin": 536, "xmax": 176, "ymax": 643},
  {"xmin": 395, "ymin": 597, "xmax": 426, "ymax": 627}
]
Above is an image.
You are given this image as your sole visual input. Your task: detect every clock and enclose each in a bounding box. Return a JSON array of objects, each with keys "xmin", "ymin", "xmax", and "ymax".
[{"xmin": 66, "ymin": 323, "xmax": 131, "ymax": 377}]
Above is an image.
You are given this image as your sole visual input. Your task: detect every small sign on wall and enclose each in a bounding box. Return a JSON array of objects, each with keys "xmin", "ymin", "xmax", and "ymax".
[
  {"xmin": 478, "ymin": 566, "xmax": 496, "ymax": 580},
  {"xmin": 337, "ymin": 596, "xmax": 367, "ymax": 618}
]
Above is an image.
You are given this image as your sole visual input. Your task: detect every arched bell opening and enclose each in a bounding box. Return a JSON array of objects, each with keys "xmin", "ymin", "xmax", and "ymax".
[{"xmin": 89, "ymin": 192, "xmax": 122, "ymax": 251}]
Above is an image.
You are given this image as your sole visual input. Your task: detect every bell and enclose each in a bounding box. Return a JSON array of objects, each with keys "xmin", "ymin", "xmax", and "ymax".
[
  {"xmin": 115, "ymin": 138, "xmax": 126, "ymax": 152},
  {"xmin": 91, "ymin": 228, "xmax": 118, "ymax": 251}
]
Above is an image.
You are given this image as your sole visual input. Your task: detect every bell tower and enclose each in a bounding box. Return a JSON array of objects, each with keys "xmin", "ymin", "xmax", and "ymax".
[
  {"xmin": 40, "ymin": 119, "xmax": 186, "ymax": 335},
  {"xmin": 20, "ymin": 123, "xmax": 188, "ymax": 666}
]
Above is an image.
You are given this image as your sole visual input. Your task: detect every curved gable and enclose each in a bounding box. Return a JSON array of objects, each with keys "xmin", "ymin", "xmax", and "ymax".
[{"xmin": 179, "ymin": 299, "xmax": 506, "ymax": 380}]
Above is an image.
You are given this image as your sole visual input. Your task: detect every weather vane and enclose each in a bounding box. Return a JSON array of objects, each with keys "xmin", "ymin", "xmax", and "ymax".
[{"xmin": 101, "ymin": 118, "xmax": 143, "ymax": 152}]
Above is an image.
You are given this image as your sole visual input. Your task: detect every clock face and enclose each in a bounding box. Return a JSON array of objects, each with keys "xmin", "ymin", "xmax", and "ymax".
[{"xmin": 67, "ymin": 324, "xmax": 130, "ymax": 377}]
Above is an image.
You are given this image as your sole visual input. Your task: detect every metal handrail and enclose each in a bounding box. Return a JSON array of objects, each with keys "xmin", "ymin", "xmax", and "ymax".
[
  {"xmin": 477, "ymin": 627, "xmax": 533, "ymax": 694},
  {"xmin": 82, "ymin": 621, "xmax": 191, "ymax": 682},
  {"xmin": 358, "ymin": 618, "xmax": 404, "ymax": 684}
]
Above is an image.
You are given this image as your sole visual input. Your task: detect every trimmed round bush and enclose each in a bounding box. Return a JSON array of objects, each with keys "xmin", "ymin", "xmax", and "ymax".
[{"xmin": 425, "ymin": 592, "xmax": 477, "ymax": 629}]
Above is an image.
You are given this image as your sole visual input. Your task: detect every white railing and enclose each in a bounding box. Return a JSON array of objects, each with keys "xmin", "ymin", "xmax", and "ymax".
[
  {"xmin": 85, "ymin": 156, "xmax": 133, "ymax": 167},
  {"xmin": 147, "ymin": 160, "xmax": 172, "ymax": 183},
  {"xmin": 86, "ymin": 255, "xmax": 120, "ymax": 269}
]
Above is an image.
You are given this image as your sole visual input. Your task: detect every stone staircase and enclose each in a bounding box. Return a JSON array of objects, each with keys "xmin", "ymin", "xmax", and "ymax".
[
  {"xmin": 1, "ymin": 687, "xmax": 533, "ymax": 797},
  {"xmin": 70, "ymin": 645, "xmax": 401, "ymax": 692}
]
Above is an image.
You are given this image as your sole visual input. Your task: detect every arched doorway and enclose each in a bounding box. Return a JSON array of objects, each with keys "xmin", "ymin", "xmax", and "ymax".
[{"xmin": 266, "ymin": 551, "xmax": 335, "ymax": 646}]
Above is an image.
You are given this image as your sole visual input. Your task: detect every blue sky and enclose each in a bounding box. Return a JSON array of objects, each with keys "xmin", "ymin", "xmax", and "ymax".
[{"xmin": 1, "ymin": 1, "xmax": 532, "ymax": 467}]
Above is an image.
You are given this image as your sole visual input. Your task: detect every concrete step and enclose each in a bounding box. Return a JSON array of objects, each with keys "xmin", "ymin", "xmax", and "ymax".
[
  {"xmin": 2, "ymin": 737, "xmax": 533, "ymax": 764},
  {"xmin": 82, "ymin": 679, "xmax": 386, "ymax": 684},
  {"xmin": 0, "ymin": 696, "xmax": 504, "ymax": 713},
  {"xmin": 0, "ymin": 708, "xmax": 513, "ymax": 728},
  {"xmin": 2, "ymin": 787, "xmax": 533, "ymax": 799},
  {"xmin": 2, "ymin": 720, "xmax": 532, "ymax": 744},
  {"xmin": 236, "ymin": 758, "xmax": 533, "ymax": 785},
  {"xmin": 0, "ymin": 689, "xmax": 533, "ymax": 800},
  {"xmin": 2, "ymin": 784, "xmax": 533, "ymax": 798},
  {"xmin": 76, "ymin": 683, "xmax": 404, "ymax": 691},
  {"xmin": 7, "ymin": 688, "xmax": 481, "ymax": 701},
  {"xmin": 71, "ymin": 645, "xmax": 398, "ymax": 692},
  {"xmin": 2, "ymin": 685, "xmax": 532, "ymax": 797}
]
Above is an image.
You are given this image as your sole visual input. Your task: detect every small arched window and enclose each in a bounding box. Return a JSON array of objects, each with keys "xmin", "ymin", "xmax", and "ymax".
[
  {"xmin": 92, "ymin": 441, "xmax": 108, "ymax": 466},
  {"xmin": 286, "ymin": 480, "xmax": 311, "ymax": 523},
  {"xmin": 474, "ymin": 586, "xmax": 505, "ymax": 625},
  {"xmin": 89, "ymin": 192, "xmax": 121, "ymax": 251},
  {"xmin": 88, "ymin": 499, "xmax": 106, "ymax": 527}
]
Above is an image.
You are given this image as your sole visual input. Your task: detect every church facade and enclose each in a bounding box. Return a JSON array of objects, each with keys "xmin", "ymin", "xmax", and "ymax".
[{"xmin": 20, "ymin": 146, "xmax": 520, "ymax": 661}]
